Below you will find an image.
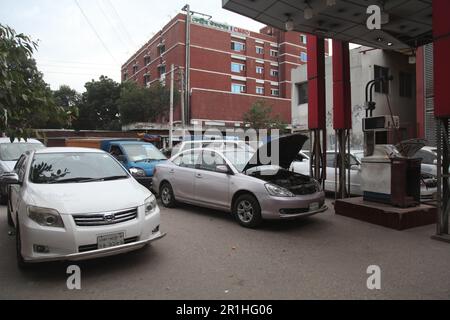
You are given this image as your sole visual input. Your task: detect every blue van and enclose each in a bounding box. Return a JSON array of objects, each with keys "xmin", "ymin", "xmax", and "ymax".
[{"xmin": 100, "ymin": 140, "xmax": 167, "ymax": 189}]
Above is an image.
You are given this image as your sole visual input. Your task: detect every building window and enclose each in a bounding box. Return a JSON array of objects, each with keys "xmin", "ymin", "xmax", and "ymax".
[
  {"xmin": 270, "ymin": 69, "xmax": 279, "ymax": 77},
  {"xmin": 158, "ymin": 65, "xmax": 166, "ymax": 78},
  {"xmin": 144, "ymin": 55, "xmax": 151, "ymax": 66},
  {"xmin": 270, "ymin": 49, "xmax": 278, "ymax": 57},
  {"xmin": 123, "ymin": 72, "xmax": 128, "ymax": 81},
  {"xmin": 296, "ymin": 82, "xmax": 308, "ymax": 104},
  {"xmin": 256, "ymin": 87, "xmax": 264, "ymax": 95},
  {"xmin": 158, "ymin": 44, "xmax": 166, "ymax": 56},
  {"xmin": 144, "ymin": 74, "xmax": 151, "ymax": 86},
  {"xmin": 133, "ymin": 64, "xmax": 139, "ymax": 74},
  {"xmin": 231, "ymin": 41, "xmax": 245, "ymax": 52},
  {"xmin": 256, "ymin": 46, "xmax": 264, "ymax": 55},
  {"xmin": 256, "ymin": 66, "xmax": 264, "ymax": 74},
  {"xmin": 300, "ymin": 35, "xmax": 307, "ymax": 44},
  {"xmin": 374, "ymin": 65, "xmax": 389, "ymax": 94},
  {"xmin": 271, "ymin": 88, "xmax": 279, "ymax": 96},
  {"xmin": 300, "ymin": 52, "xmax": 308, "ymax": 62},
  {"xmin": 231, "ymin": 83, "xmax": 246, "ymax": 94},
  {"xmin": 399, "ymin": 72, "xmax": 413, "ymax": 98},
  {"xmin": 231, "ymin": 62, "xmax": 245, "ymax": 73}
]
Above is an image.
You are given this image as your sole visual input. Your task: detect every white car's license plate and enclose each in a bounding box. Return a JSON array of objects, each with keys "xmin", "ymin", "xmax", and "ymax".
[
  {"xmin": 309, "ymin": 202, "xmax": 320, "ymax": 211},
  {"xmin": 97, "ymin": 233, "xmax": 125, "ymax": 249}
]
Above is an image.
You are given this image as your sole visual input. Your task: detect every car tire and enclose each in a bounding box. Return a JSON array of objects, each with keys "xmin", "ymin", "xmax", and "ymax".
[
  {"xmin": 233, "ymin": 194, "xmax": 262, "ymax": 228},
  {"xmin": 16, "ymin": 215, "xmax": 29, "ymax": 269},
  {"xmin": 160, "ymin": 182, "xmax": 176, "ymax": 208},
  {"xmin": 7, "ymin": 194, "xmax": 14, "ymax": 227}
]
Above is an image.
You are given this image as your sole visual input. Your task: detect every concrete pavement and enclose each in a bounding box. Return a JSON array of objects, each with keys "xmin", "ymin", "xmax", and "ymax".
[{"xmin": 0, "ymin": 199, "xmax": 449, "ymax": 299}]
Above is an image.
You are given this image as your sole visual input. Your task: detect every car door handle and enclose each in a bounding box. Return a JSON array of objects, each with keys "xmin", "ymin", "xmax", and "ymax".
[
  {"xmin": 196, "ymin": 173, "xmax": 202, "ymax": 179},
  {"xmin": 169, "ymin": 169, "xmax": 175, "ymax": 174}
]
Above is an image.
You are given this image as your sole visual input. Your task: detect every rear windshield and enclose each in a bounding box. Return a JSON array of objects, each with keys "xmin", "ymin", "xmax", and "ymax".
[
  {"xmin": 0, "ymin": 143, "xmax": 44, "ymax": 161},
  {"xmin": 30, "ymin": 152, "xmax": 129, "ymax": 184}
]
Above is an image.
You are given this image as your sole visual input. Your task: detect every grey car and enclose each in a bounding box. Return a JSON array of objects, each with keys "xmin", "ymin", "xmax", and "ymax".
[{"xmin": 153, "ymin": 134, "xmax": 327, "ymax": 228}]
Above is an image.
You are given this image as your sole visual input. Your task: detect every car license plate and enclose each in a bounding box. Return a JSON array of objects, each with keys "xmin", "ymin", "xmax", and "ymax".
[
  {"xmin": 97, "ymin": 233, "xmax": 125, "ymax": 249},
  {"xmin": 309, "ymin": 202, "xmax": 320, "ymax": 211}
]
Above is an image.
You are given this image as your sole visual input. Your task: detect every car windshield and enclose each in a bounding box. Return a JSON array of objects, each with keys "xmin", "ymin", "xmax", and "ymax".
[
  {"xmin": 30, "ymin": 152, "xmax": 129, "ymax": 184},
  {"xmin": 0, "ymin": 143, "xmax": 44, "ymax": 161},
  {"xmin": 122, "ymin": 144, "xmax": 167, "ymax": 162},
  {"xmin": 222, "ymin": 150, "xmax": 254, "ymax": 172}
]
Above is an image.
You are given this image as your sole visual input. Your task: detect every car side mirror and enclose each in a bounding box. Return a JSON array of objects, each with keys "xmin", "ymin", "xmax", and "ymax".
[
  {"xmin": 433, "ymin": 159, "xmax": 438, "ymax": 165},
  {"xmin": 0, "ymin": 172, "xmax": 20, "ymax": 185},
  {"xmin": 350, "ymin": 164, "xmax": 360, "ymax": 171},
  {"xmin": 216, "ymin": 165, "xmax": 231, "ymax": 174}
]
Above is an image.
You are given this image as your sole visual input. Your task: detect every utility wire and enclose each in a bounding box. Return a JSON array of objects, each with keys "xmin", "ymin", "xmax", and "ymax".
[
  {"xmin": 104, "ymin": 0, "xmax": 136, "ymax": 48},
  {"xmin": 74, "ymin": 0, "xmax": 118, "ymax": 63},
  {"xmin": 96, "ymin": 0, "xmax": 131, "ymax": 51}
]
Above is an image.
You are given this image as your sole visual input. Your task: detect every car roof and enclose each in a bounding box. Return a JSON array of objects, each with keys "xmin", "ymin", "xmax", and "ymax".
[
  {"xmin": 35, "ymin": 147, "xmax": 106, "ymax": 154},
  {"xmin": 0, "ymin": 138, "xmax": 43, "ymax": 144}
]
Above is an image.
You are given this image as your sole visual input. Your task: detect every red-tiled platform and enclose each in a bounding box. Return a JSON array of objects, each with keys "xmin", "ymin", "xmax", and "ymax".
[{"xmin": 334, "ymin": 197, "xmax": 437, "ymax": 230}]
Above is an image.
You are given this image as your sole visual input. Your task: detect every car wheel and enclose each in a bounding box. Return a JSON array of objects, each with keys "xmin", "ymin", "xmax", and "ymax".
[
  {"xmin": 15, "ymin": 215, "xmax": 29, "ymax": 269},
  {"xmin": 233, "ymin": 194, "xmax": 262, "ymax": 228},
  {"xmin": 7, "ymin": 195, "xmax": 13, "ymax": 227},
  {"xmin": 160, "ymin": 182, "xmax": 176, "ymax": 208}
]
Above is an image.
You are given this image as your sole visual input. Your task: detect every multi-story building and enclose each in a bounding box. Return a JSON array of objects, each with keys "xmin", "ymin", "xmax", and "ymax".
[{"xmin": 121, "ymin": 13, "xmax": 326, "ymax": 129}]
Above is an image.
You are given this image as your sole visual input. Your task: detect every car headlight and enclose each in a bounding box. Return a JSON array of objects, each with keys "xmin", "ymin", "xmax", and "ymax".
[
  {"xmin": 144, "ymin": 195, "xmax": 157, "ymax": 215},
  {"xmin": 27, "ymin": 206, "xmax": 64, "ymax": 228},
  {"xmin": 130, "ymin": 167, "xmax": 146, "ymax": 177},
  {"xmin": 265, "ymin": 183, "xmax": 295, "ymax": 197}
]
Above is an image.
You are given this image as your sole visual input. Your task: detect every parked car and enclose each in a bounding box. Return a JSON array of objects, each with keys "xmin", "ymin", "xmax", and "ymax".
[
  {"xmin": 2, "ymin": 147, "xmax": 164, "ymax": 267},
  {"xmin": 0, "ymin": 138, "xmax": 45, "ymax": 204},
  {"xmin": 153, "ymin": 134, "xmax": 327, "ymax": 228},
  {"xmin": 65, "ymin": 138, "xmax": 167, "ymax": 189},
  {"xmin": 170, "ymin": 139, "xmax": 255, "ymax": 158},
  {"xmin": 291, "ymin": 150, "xmax": 437, "ymax": 198}
]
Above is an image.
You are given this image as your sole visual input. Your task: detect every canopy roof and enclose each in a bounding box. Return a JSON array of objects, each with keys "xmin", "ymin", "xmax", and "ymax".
[{"xmin": 222, "ymin": 0, "xmax": 432, "ymax": 50}]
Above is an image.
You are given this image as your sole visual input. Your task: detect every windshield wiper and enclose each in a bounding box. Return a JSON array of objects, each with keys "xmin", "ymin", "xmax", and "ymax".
[
  {"xmin": 47, "ymin": 177, "xmax": 94, "ymax": 184},
  {"xmin": 47, "ymin": 176, "xmax": 128, "ymax": 184}
]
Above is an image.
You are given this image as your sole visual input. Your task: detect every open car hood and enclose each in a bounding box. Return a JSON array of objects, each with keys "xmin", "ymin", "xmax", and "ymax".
[{"xmin": 242, "ymin": 134, "xmax": 308, "ymax": 172}]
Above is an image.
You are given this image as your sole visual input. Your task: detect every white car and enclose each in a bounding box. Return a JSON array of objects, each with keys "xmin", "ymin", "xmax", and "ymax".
[
  {"xmin": 2, "ymin": 147, "xmax": 165, "ymax": 268},
  {"xmin": 0, "ymin": 138, "xmax": 45, "ymax": 203}
]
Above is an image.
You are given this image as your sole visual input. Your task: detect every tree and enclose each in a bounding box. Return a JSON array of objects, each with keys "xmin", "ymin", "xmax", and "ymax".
[
  {"xmin": 51, "ymin": 85, "xmax": 80, "ymax": 128},
  {"xmin": 73, "ymin": 76, "xmax": 121, "ymax": 130},
  {"xmin": 243, "ymin": 100, "xmax": 287, "ymax": 132},
  {"xmin": 0, "ymin": 24, "xmax": 63, "ymax": 139},
  {"xmin": 118, "ymin": 81, "xmax": 175, "ymax": 125}
]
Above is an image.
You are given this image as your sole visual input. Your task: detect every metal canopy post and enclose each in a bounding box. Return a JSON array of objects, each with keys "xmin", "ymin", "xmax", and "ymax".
[
  {"xmin": 307, "ymin": 35, "xmax": 327, "ymax": 186},
  {"xmin": 432, "ymin": 0, "xmax": 450, "ymax": 243},
  {"xmin": 332, "ymin": 40, "xmax": 352, "ymax": 199}
]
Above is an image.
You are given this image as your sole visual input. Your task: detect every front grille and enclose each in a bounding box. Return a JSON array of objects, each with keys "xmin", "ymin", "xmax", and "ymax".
[
  {"xmin": 290, "ymin": 183, "xmax": 317, "ymax": 195},
  {"xmin": 280, "ymin": 208, "xmax": 309, "ymax": 215},
  {"xmin": 78, "ymin": 236, "xmax": 139, "ymax": 253},
  {"xmin": 73, "ymin": 208, "xmax": 138, "ymax": 227}
]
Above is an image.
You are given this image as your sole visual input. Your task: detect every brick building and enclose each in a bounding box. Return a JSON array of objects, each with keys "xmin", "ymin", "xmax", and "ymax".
[{"xmin": 121, "ymin": 13, "xmax": 327, "ymax": 129}]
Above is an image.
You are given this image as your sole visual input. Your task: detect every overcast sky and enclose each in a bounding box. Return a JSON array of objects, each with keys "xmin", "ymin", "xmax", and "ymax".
[{"xmin": 0, "ymin": 0, "xmax": 266, "ymax": 92}]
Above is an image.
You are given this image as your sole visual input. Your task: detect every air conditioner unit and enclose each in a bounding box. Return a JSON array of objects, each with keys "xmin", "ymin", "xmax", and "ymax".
[{"xmin": 363, "ymin": 116, "xmax": 400, "ymax": 132}]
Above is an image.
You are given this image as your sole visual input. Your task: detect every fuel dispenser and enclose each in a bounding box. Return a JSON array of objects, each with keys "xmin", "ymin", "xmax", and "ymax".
[{"xmin": 361, "ymin": 116, "xmax": 423, "ymax": 208}]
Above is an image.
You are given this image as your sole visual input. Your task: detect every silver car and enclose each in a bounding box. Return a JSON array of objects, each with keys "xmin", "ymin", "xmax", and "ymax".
[{"xmin": 153, "ymin": 134, "xmax": 327, "ymax": 228}]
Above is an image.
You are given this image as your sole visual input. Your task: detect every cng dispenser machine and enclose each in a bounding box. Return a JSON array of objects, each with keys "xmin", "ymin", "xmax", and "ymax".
[{"xmin": 360, "ymin": 77, "xmax": 424, "ymax": 208}]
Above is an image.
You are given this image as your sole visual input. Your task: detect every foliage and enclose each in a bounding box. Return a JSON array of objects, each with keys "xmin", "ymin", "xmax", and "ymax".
[
  {"xmin": 118, "ymin": 80, "xmax": 175, "ymax": 125},
  {"xmin": 243, "ymin": 100, "xmax": 287, "ymax": 132},
  {"xmin": 0, "ymin": 24, "xmax": 63, "ymax": 140},
  {"xmin": 73, "ymin": 76, "xmax": 121, "ymax": 130},
  {"xmin": 50, "ymin": 85, "xmax": 81, "ymax": 128}
]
